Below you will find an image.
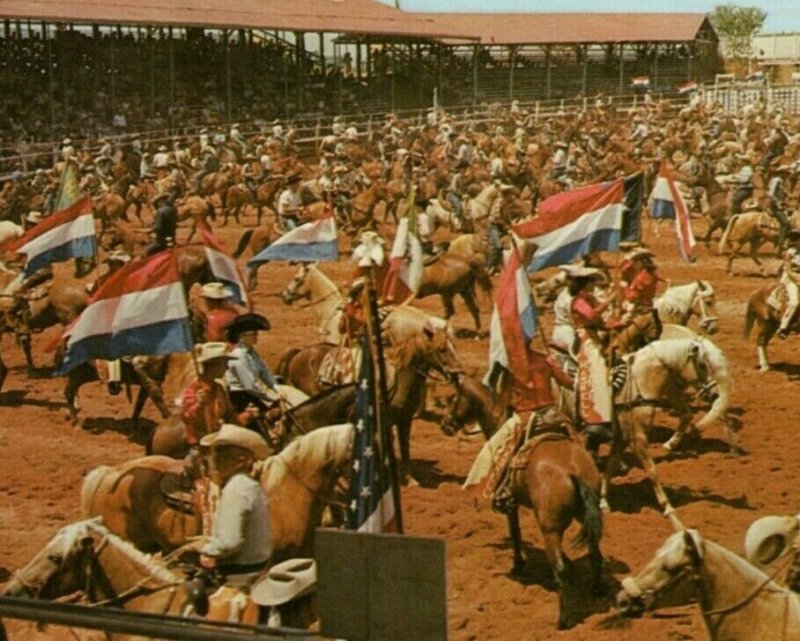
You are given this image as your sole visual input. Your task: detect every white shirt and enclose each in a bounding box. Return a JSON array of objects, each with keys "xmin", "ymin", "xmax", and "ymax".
[
  {"xmin": 278, "ymin": 188, "xmax": 301, "ymax": 216},
  {"xmin": 551, "ymin": 288, "xmax": 576, "ymax": 352},
  {"xmin": 552, "ymin": 148, "xmax": 566, "ymax": 168},
  {"xmin": 153, "ymin": 152, "xmax": 170, "ymax": 168}
]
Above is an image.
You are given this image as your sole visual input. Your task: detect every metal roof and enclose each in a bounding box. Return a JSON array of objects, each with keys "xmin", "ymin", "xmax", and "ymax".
[
  {"xmin": 417, "ymin": 12, "xmax": 714, "ymax": 46},
  {"xmin": 0, "ymin": 0, "xmax": 477, "ymax": 41}
]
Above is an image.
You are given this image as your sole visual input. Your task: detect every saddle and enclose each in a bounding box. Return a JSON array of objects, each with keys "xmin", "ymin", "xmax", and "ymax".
[
  {"xmin": 756, "ymin": 212, "xmax": 779, "ymax": 230},
  {"xmin": 159, "ymin": 469, "xmax": 197, "ymax": 515},
  {"xmin": 423, "ymin": 252, "xmax": 443, "ymax": 267},
  {"xmin": 317, "ymin": 346, "xmax": 360, "ymax": 387}
]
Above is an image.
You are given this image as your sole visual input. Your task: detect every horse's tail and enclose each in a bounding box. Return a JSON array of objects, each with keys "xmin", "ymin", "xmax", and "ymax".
[
  {"xmin": 80, "ymin": 465, "xmax": 111, "ymax": 518},
  {"xmin": 276, "ymin": 348, "xmax": 301, "ymax": 380},
  {"xmin": 718, "ymin": 214, "xmax": 738, "ymax": 254},
  {"xmin": 570, "ymin": 475, "xmax": 603, "ymax": 550},
  {"xmin": 466, "ymin": 257, "xmax": 492, "ymax": 297},
  {"xmin": 233, "ymin": 229, "xmax": 254, "ymax": 259}
]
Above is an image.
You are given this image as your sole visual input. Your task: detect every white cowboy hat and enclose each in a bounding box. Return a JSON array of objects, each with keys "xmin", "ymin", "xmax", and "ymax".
[
  {"xmin": 199, "ymin": 424, "xmax": 270, "ymax": 460},
  {"xmin": 103, "ymin": 249, "xmax": 131, "ymax": 264},
  {"xmin": 745, "ymin": 515, "xmax": 799, "ymax": 566},
  {"xmin": 554, "ymin": 141, "xmax": 568, "ymax": 149},
  {"xmin": 251, "ymin": 558, "xmax": 317, "ymax": 607},
  {"xmin": 25, "ymin": 211, "xmax": 43, "ymax": 225},
  {"xmin": 359, "ymin": 230, "xmax": 385, "ymax": 245},
  {"xmin": 567, "ymin": 266, "xmax": 603, "ymax": 279},
  {"xmin": 195, "ymin": 341, "xmax": 235, "ymax": 364},
  {"xmin": 201, "ymin": 282, "xmax": 233, "ymax": 300}
]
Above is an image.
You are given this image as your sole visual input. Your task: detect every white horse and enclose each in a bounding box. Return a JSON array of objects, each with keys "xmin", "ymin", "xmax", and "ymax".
[
  {"xmin": 655, "ymin": 280, "xmax": 719, "ymax": 334},
  {"xmin": 465, "ymin": 183, "xmax": 500, "ymax": 225},
  {"xmin": 426, "ymin": 198, "xmax": 460, "ymax": 232},
  {"xmin": 607, "ymin": 337, "xmax": 735, "ymax": 526},
  {"xmin": 617, "ymin": 529, "xmax": 800, "ymax": 641}
]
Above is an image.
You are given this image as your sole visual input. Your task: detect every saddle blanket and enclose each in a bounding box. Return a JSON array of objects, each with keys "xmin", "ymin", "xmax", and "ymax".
[{"xmin": 318, "ymin": 346, "xmax": 361, "ymax": 387}]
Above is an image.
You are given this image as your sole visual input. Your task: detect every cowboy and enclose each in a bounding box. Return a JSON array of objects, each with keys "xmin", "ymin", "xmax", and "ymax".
[
  {"xmin": 277, "ymin": 173, "xmax": 304, "ymax": 231},
  {"xmin": 230, "ymin": 123, "xmax": 247, "ymax": 154},
  {"xmin": 241, "ymin": 155, "xmax": 260, "ymax": 197},
  {"xmin": 730, "ymin": 154, "xmax": 754, "ymax": 215},
  {"xmin": 778, "ymin": 230, "xmax": 800, "ymax": 339},
  {"xmin": 620, "ymin": 248, "xmax": 663, "ymax": 322},
  {"xmin": 445, "ymin": 161, "xmax": 467, "ymax": 228},
  {"xmin": 200, "ymin": 282, "xmax": 241, "ymax": 343},
  {"xmin": 144, "ymin": 192, "xmax": 177, "ymax": 256},
  {"xmin": 550, "ymin": 265, "xmax": 581, "ymax": 355},
  {"xmin": 22, "ymin": 210, "xmax": 43, "ymax": 232},
  {"xmin": 199, "ymin": 424, "xmax": 271, "ymax": 582},
  {"xmin": 762, "ymin": 124, "xmax": 788, "ymax": 172},
  {"xmin": 224, "ymin": 313, "xmax": 279, "ymax": 416},
  {"xmin": 549, "ymin": 141, "xmax": 570, "ymax": 185},
  {"xmin": 570, "ymin": 267, "xmax": 617, "ymax": 456},
  {"xmin": 768, "ymin": 165, "xmax": 791, "ymax": 255},
  {"xmin": 181, "ymin": 343, "xmax": 254, "ymax": 448},
  {"xmin": 487, "ymin": 185, "xmax": 518, "ymax": 274},
  {"xmin": 153, "ymin": 145, "xmax": 170, "ymax": 171},
  {"xmin": 61, "ymin": 138, "xmax": 76, "ymax": 162},
  {"xmin": 193, "ymin": 144, "xmax": 219, "ymax": 193}
]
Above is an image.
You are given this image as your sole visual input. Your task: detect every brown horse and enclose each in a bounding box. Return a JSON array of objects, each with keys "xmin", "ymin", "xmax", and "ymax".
[
  {"xmin": 744, "ymin": 283, "xmax": 790, "ymax": 372},
  {"xmin": 416, "ymin": 254, "xmax": 492, "ymax": 335},
  {"xmin": 718, "ymin": 210, "xmax": 790, "ymax": 274},
  {"xmin": 177, "ymin": 195, "xmax": 216, "ymax": 242},
  {"xmin": 691, "ymin": 169, "xmax": 730, "ymax": 244},
  {"xmin": 343, "ymin": 181, "xmax": 384, "ymax": 234},
  {"xmin": 81, "ymin": 423, "xmax": 354, "ymax": 558},
  {"xmin": 441, "ymin": 373, "xmax": 604, "ymax": 629}
]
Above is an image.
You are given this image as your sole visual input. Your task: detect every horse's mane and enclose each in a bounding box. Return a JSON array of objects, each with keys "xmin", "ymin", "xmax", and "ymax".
[
  {"xmin": 307, "ymin": 264, "xmax": 342, "ymax": 299},
  {"xmin": 386, "ymin": 331, "xmax": 428, "ymax": 371},
  {"xmin": 695, "ymin": 336, "xmax": 729, "ymax": 380}
]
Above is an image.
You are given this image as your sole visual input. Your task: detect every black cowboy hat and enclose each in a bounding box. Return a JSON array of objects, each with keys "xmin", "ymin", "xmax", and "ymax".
[
  {"xmin": 286, "ymin": 172, "xmax": 302, "ymax": 185},
  {"xmin": 225, "ymin": 313, "xmax": 271, "ymax": 342}
]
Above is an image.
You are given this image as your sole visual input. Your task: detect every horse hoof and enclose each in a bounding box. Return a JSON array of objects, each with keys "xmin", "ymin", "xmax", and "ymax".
[
  {"xmin": 728, "ymin": 446, "xmax": 745, "ymax": 458},
  {"xmin": 757, "ymin": 366, "xmax": 770, "ymax": 373},
  {"xmin": 599, "ymin": 499, "xmax": 610, "ymax": 513}
]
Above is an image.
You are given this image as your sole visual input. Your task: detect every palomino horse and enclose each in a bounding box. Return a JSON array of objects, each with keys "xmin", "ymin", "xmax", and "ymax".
[
  {"xmin": 718, "ymin": 210, "xmax": 797, "ymax": 274},
  {"xmin": 464, "ymin": 183, "xmax": 501, "ymax": 230},
  {"xmin": 81, "ymin": 423, "xmax": 354, "ymax": 557},
  {"xmin": 608, "ymin": 337, "xmax": 735, "ymax": 526},
  {"xmin": 744, "ymin": 282, "xmax": 796, "ymax": 372},
  {"xmin": 654, "ymin": 280, "xmax": 719, "ymax": 335},
  {"xmin": 617, "ymin": 529, "xmax": 800, "ymax": 640},
  {"xmin": 440, "ymin": 373, "xmax": 604, "ymax": 629}
]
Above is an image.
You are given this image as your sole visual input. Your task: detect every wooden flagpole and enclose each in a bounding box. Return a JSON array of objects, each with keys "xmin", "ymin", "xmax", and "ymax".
[{"xmin": 361, "ymin": 265, "xmax": 404, "ymax": 534}]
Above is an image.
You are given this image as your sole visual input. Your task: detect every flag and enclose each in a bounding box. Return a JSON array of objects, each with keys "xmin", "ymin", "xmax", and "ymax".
[
  {"xmin": 201, "ymin": 228, "xmax": 249, "ymax": 307},
  {"xmin": 57, "ymin": 251, "xmax": 193, "ymax": 374},
  {"xmin": 631, "ymin": 76, "xmax": 650, "ymax": 89},
  {"xmin": 383, "ymin": 186, "xmax": 423, "ymax": 302},
  {"xmin": 346, "ymin": 333, "xmax": 396, "ymax": 533},
  {"xmin": 54, "ymin": 159, "xmax": 81, "ymax": 212},
  {"xmin": 485, "ymin": 244, "xmax": 538, "ymax": 384},
  {"xmin": 650, "ymin": 162, "xmax": 696, "ymax": 262},
  {"xmin": 247, "ymin": 215, "xmax": 338, "ymax": 265},
  {"xmin": 514, "ymin": 174, "xmax": 643, "ymax": 272},
  {"xmin": 6, "ymin": 196, "xmax": 96, "ymax": 278},
  {"xmin": 678, "ymin": 81, "xmax": 699, "ymax": 95}
]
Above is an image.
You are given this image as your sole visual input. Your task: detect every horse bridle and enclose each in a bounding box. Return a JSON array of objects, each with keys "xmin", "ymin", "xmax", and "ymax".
[{"xmin": 693, "ymin": 283, "xmax": 718, "ymax": 331}]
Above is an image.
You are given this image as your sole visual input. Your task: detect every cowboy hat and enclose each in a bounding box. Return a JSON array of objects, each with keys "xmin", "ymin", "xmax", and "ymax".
[
  {"xmin": 286, "ymin": 172, "xmax": 302, "ymax": 185},
  {"xmin": 225, "ymin": 313, "xmax": 271, "ymax": 342},
  {"xmin": 627, "ymin": 248, "xmax": 655, "ymax": 261},
  {"xmin": 25, "ymin": 211, "xmax": 43, "ymax": 225},
  {"xmin": 744, "ymin": 515, "xmax": 799, "ymax": 566},
  {"xmin": 199, "ymin": 423, "xmax": 270, "ymax": 460},
  {"xmin": 554, "ymin": 141, "xmax": 568, "ymax": 149},
  {"xmin": 251, "ymin": 558, "xmax": 317, "ymax": 607},
  {"xmin": 567, "ymin": 266, "xmax": 603, "ymax": 279},
  {"xmin": 103, "ymin": 249, "xmax": 131, "ymax": 264},
  {"xmin": 195, "ymin": 341, "xmax": 235, "ymax": 364},
  {"xmin": 499, "ymin": 184, "xmax": 517, "ymax": 194},
  {"xmin": 201, "ymin": 282, "xmax": 233, "ymax": 300},
  {"xmin": 359, "ymin": 230, "xmax": 385, "ymax": 245}
]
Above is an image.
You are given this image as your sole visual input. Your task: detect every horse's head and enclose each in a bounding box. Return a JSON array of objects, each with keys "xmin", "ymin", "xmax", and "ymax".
[
  {"xmin": 2, "ymin": 518, "xmax": 104, "ymax": 600},
  {"xmin": 419, "ymin": 320, "xmax": 462, "ymax": 377},
  {"xmin": 616, "ymin": 529, "xmax": 704, "ymax": 618},
  {"xmin": 693, "ymin": 281, "xmax": 719, "ymax": 335},
  {"xmin": 281, "ymin": 263, "xmax": 312, "ymax": 305},
  {"xmin": 440, "ymin": 373, "xmax": 471, "ymax": 437}
]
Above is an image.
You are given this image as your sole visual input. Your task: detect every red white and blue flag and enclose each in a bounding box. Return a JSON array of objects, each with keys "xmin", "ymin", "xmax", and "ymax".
[
  {"xmin": 248, "ymin": 215, "xmax": 338, "ymax": 265},
  {"xmin": 201, "ymin": 228, "xmax": 249, "ymax": 308},
  {"xmin": 57, "ymin": 251, "xmax": 192, "ymax": 373},
  {"xmin": 678, "ymin": 81, "xmax": 699, "ymax": 95},
  {"xmin": 514, "ymin": 174, "xmax": 643, "ymax": 271},
  {"xmin": 486, "ymin": 245, "xmax": 538, "ymax": 383},
  {"xmin": 631, "ymin": 76, "xmax": 650, "ymax": 89},
  {"xmin": 650, "ymin": 162, "xmax": 696, "ymax": 262},
  {"xmin": 346, "ymin": 332, "xmax": 396, "ymax": 534},
  {"xmin": 6, "ymin": 196, "xmax": 96, "ymax": 277}
]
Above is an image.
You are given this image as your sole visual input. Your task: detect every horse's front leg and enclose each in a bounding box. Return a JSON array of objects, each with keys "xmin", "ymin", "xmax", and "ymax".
[
  {"xmin": 662, "ymin": 406, "xmax": 695, "ymax": 452},
  {"xmin": 64, "ymin": 374, "xmax": 81, "ymax": 425},
  {"xmin": 757, "ymin": 322, "xmax": 777, "ymax": 372},
  {"xmin": 460, "ymin": 289, "xmax": 482, "ymax": 336},
  {"xmin": 0, "ymin": 353, "xmax": 7, "ymax": 392},
  {"xmin": 629, "ymin": 419, "xmax": 677, "ymax": 523},
  {"xmin": 440, "ymin": 294, "xmax": 456, "ymax": 320},
  {"xmin": 396, "ymin": 419, "xmax": 413, "ymax": 485},
  {"xmin": 506, "ymin": 507, "xmax": 525, "ymax": 575},
  {"xmin": 131, "ymin": 386, "xmax": 149, "ymax": 427},
  {"xmin": 18, "ymin": 332, "xmax": 35, "ymax": 374}
]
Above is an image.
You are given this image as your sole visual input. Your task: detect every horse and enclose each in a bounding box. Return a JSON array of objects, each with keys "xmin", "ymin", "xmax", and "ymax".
[
  {"xmin": 691, "ymin": 170, "xmax": 730, "ymax": 244},
  {"xmin": 446, "ymin": 232, "xmax": 488, "ymax": 262},
  {"xmin": 744, "ymin": 282, "xmax": 794, "ymax": 372},
  {"xmin": 343, "ymin": 182, "xmax": 384, "ymax": 234},
  {"xmin": 616, "ymin": 528, "xmax": 800, "ymax": 640},
  {"xmin": 655, "ymin": 280, "xmax": 719, "ymax": 335},
  {"xmin": 607, "ymin": 337, "xmax": 736, "ymax": 526},
  {"xmin": 440, "ymin": 373, "xmax": 604, "ymax": 629},
  {"xmin": 81, "ymin": 423, "xmax": 354, "ymax": 557},
  {"xmin": 717, "ymin": 210, "xmax": 787, "ymax": 274},
  {"xmin": 464, "ymin": 183, "xmax": 500, "ymax": 229}
]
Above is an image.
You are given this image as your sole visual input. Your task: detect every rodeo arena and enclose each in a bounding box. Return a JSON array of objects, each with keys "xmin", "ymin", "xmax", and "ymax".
[{"xmin": 6, "ymin": 0, "xmax": 800, "ymax": 639}]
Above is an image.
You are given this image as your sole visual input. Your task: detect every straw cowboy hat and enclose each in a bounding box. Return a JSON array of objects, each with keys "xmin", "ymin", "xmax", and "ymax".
[
  {"xmin": 195, "ymin": 341, "xmax": 235, "ymax": 364},
  {"xmin": 744, "ymin": 515, "xmax": 800, "ymax": 566},
  {"xmin": 251, "ymin": 558, "xmax": 318, "ymax": 607},
  {"xmin": 201, "ymin": 282, "xmax": 233, "ymax": 300},
  {"xmin": 554, "ymin": 141, "xmax": 568, "ymax": 149},
  {"xmin": 199, "ymin": 423, "xmax": 270, "ymax": 460},
  {"xmin": 224, "ymin": 312, "xmax": 271, "ymax": 342},
  {"xmin": 25, "ymin": 211, "xmax": 43, "ymax": 225},
  {"xmin": 564, "ymin": 266, "xmax": 603, "ymax": 279},
  {"xmin": 103, "ymin": 249, "xmax": 131, "ymax": 264}
]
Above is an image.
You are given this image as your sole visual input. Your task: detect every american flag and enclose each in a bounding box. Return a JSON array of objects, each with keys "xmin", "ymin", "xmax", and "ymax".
[{"xmin": 346, "ymin": 333, "xmax": 396, "ymax": 533}]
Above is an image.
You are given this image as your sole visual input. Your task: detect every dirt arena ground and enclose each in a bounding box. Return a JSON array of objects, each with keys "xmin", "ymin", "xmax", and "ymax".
[{"xmin": 2, "ymin": 208, "xmax": 799, "ymax": 640}]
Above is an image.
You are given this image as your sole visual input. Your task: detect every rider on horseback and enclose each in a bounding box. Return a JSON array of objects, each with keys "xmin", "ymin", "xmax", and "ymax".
[
  {"xmin": 778, "ymin": 230, "xmax": 800, "ymax": 339},
  {"xmin": 767, "ymin": 164, "xmax": 791, "ymax": 256},
  {"xmin": 730, "ymin": 154, "xmax": 754, "ymax": 216},
  {"xmin": 619, "ymin": 248, "xmax": 663, "ymax": 325},
  {"xmin": 277, "ymin": 173, "xmax": 304, "ymax": 231}
]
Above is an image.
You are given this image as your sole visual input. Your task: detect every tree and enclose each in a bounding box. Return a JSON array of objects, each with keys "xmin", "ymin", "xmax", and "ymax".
[{"xmin": 709, "ymin": 4, "xmax": 767, "ymax": 61}]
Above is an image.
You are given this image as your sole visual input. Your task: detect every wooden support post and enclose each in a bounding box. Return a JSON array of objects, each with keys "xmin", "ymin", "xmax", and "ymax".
[
  {"xmin": 356, "ymin": 39, "xmax": 362, "ymax": 83},
  {"xmin": 581, "ymin": 44, "xmax": 588, "ymax": 96},
  {"xmin": 509, "ymin": 45, "xmax": 516, "ymax": 100},
  {"xmin": 687, "ymin": 42, "xmax": 694, "ymax": 81},
  {"xmin": 472, "ymin": 44, "xmax": 479, "ymax": 106},
  {"xmin": 295, "ymin": 31, "xmax": 305, "ymax": 111},
  {"xmin": 545, "ymin": 46, "xmax": 552, "ymax": 100},
  {"xmin": 149, "ymin": 27, "xmax": 156, "ymax": 117},
  {"xmin": 619, "ymin": 42, "xmax": 625, "ymax": 94},
  {"xmin": 225, "ymin": 29, "xmax": 232, "ymax": 121},
  {"xmin": 319, "ymin": 32, "xmax": 326, "ymax": 79},
  {"xmin": 653, "ymin": 43, "xmax": 659, "ymax": 90},
  {"xmin": 46, "ymin": 23, "xmax": 55, "ymax": 138},
  {"xmin": 168, "ymin": 27, "xmax": 175, "ymax": 116},
  {"xmin": 437, "ymin": 43, "xmax": 443, "ymax": 106},
  {"xmin": 110, "ymin": 28, "xmax": 116, "ymax": 117}
]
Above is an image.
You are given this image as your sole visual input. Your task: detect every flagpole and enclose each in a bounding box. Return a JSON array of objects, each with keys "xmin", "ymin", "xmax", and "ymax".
[
  {"xmin": 172, "ymin": 248, "xmax": 202, "ymax": 379},
  {"xmin": 361, "ymin": 265, "xmax": 404, "ymax": 534}
]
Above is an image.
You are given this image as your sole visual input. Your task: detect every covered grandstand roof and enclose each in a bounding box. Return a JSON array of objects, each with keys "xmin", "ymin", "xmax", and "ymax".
[
  {"xmin": 420, "ymin": 13, "xmax": 715, "ymax": 46},
  {"xmin": 0, "ymin": 0, "xmax": 477, "ymax": 41}
]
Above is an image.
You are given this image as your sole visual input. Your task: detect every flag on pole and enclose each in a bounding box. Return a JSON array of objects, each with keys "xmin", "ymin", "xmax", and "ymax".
[
  {"xmin": 57, "ymin": 251, "xmax": 193, "ymax": 374},
  {"xmin": 485, "ymin": 244, "xmax": 538, "ymax": 383},
  {"xmin": 631, "ymin": 76, "xmax": 650, "ymax": 89},
  {"xmin": 649, "ymin": 162, "xmax": 696, "ymax": 262},
  {"xmin": 54, "ymin": 159, "xmax": 81, "ymax": 212},
  {"xmin": 247, "ymin": 215, "xmax": 338, "ymax": 265},
  {"xmin": 346, "ymin": 332, "xmax": 396, "ymax": 533},
  {"xmin": 201, "ymin": 228, "xmax": 249, "ymax": 307},
  {"xmin": 677, "ymin": 81, "xmax": 699, "ymax": 95},
  {"xmin": 6, "ymin": 196, "xmax": 96, "ymax": 278},
  {"xmin": 513, "ymin": 174, "xmax": 643, "ymax": 271},
  {"xmin": 383, "ymin": 185, "xmax": 423, "ymax": 302}
]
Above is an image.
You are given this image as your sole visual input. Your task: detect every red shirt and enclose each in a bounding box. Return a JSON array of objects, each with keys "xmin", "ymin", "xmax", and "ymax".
[
  {"xmin": 181, "ymin": 379, "xmax": 249, "ymax": 445},
  {"xmin": 205, "ymin": 306, "xmax": 240, "ymax": 342},
  {"xmin": 622, "ymin": 268, "xmax": 659, "ymax": 307},
  {"xmin": 571, "ymin": 291, "xmax": 609, "ymax": 330},
  {"xmin": 509, "ymin": 351, "xmax": 573, "ymax": 413}
]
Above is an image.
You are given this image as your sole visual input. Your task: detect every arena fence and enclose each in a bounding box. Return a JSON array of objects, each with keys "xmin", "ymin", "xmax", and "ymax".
[
  {"xmin": 706, "ymin": 83, "xmax": 800, "ymax": 114},
  {"xmin": 0, "ymin": 596, "xmax": 320, "ymax": 641}
]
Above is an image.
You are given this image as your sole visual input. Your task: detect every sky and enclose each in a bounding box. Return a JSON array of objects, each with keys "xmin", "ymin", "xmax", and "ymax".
[{"xmin": 379, "ymin": 1, "xmax": 800, "ymax": 33}]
